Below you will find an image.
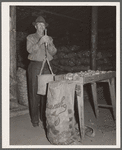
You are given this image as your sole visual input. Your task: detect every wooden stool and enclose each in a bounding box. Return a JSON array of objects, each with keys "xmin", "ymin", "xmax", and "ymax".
[{"xmin": 91, "ymin": 77, "xmax": 116, "ymax": 120}]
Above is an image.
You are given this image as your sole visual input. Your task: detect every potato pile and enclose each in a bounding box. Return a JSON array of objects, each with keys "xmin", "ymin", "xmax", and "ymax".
[
  {"xmin": 65, "ymin": 70, "xmax": 111, "ymax": 81},
  {"xmin": 97, "ymin": 27, "xmax": 116, "ymax": 71},
  {"xmin": 51, "ymin": 27, "xmax": 115, "ymax": 74}
]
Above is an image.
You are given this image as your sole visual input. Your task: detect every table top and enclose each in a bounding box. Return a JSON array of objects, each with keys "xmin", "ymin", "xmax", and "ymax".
[{"xmin": 55, "ymin": 71, "xmax": 116, "ymax": 84}]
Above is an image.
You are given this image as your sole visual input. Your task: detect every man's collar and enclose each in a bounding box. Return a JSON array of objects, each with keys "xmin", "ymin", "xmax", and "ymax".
[{"xmin": 36, "ymin": 31, "xmax": 44, "ymax": 39}]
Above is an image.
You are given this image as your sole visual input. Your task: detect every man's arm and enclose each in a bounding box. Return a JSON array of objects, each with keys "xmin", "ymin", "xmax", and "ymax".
[
  {"xmin": 47, "ymin": 37, "xmax": 57, "ymax": 56},
  {"xmin": 26, "ymin": 35, "xmax": 41, "ymax": 53}
]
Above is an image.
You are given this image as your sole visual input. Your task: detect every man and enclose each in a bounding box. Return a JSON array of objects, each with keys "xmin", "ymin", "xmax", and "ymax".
[{"xmin": 27, "ymin": 16, "xmax": 57, "ymax": 127}]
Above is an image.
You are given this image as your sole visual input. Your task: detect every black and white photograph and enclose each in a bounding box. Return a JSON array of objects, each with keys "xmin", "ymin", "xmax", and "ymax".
[{"xmin": 2, "ymin": 2, "xmax": 120, "ymax": 149}]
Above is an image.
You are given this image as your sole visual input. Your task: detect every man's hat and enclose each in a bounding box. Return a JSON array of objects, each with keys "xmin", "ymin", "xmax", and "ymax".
[{"xmin": 32, "ymin": 16, "xmax": 48, "ymax": 27}]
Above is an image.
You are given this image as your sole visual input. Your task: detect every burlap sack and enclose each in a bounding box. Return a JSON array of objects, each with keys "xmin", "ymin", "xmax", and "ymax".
[
  {"xmin": 37, "ymin": 74, "xmax": 54, "ymax": 95},
  {"xmin": 37, "ymin": 57, "xmax": 55, "ymax": 95},
  {"xmin": 46, "ymin": 80, "xmax": 81, "ymax": 145},
  {"xmin": 17, "ymin": 67, "xmax": 28, "ymax": 106}
]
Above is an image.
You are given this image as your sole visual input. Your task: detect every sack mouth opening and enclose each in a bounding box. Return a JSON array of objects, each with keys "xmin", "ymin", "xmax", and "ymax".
[{"xmin": 37, "ymin": 74, "xmax": 55, "ymax": 76}]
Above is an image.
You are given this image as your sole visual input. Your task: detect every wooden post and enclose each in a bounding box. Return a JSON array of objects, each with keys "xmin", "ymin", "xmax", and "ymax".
[
  {"xmin": 91, "ymin": 7, "xmax": 98, "ymax": 70},
  {"xmin": 10, "ymin": 6, "xmax": 18, "ymax": 109}
]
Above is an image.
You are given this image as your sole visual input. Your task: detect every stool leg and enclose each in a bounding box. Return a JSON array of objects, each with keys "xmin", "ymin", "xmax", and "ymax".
[
  {"xmin": 91, "ymin": 82, "xmax": 99, "ymax": 118},
  {"xmin": 76, "ymin": 84, "xmax": 85, "ymax": 140},
  {"xmin": 108, "ymin": 78, "xmax": 116, "ymax": 120}
]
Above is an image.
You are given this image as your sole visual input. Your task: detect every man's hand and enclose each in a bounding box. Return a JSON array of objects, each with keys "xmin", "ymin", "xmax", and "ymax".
[{"xmin": 39, "ymin": 35, "xmax": 52, "ymax": 45}]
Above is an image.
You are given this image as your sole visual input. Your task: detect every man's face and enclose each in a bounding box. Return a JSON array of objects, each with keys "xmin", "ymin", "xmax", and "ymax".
[{"xmin": 35, "ymin": 22, "xmax": 46, "ymax": 32}]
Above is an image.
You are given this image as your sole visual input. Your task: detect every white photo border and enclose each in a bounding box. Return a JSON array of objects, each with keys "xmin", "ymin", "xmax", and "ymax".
[{"xmin": 2, "ymin": 2, "xmax": 120, "ymax": 149}]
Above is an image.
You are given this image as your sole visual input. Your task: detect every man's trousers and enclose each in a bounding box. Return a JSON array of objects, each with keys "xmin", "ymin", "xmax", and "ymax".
[{"xmin": 27, "ymin": 60, "xmax": 51, "ymax": 125}]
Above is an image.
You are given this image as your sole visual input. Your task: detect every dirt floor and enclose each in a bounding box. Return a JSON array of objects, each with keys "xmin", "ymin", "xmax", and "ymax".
[{"xmin": 10, "ymin": 83, "xmax": 116, "ymax": 146}]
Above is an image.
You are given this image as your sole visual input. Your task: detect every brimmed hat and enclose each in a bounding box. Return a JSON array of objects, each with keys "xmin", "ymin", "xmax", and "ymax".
[{"xmin": 32, "ymin": 16, "xmax": 48, "ymax": 27}]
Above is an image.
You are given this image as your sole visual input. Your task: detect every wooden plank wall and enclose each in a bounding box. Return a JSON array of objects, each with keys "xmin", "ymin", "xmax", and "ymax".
[{"xmin": 10, "ymin": 6, "xmax": 18, "ymax": 109}]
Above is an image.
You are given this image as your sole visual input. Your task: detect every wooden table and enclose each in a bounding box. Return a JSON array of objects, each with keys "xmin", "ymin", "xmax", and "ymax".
[{"xmin": 55, "ymin": 71, "xmax": 116, "ymax": 140}]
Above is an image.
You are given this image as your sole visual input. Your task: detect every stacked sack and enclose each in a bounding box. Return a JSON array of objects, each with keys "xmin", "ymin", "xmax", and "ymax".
[
  {"xmin": 17, "ymin": 67, "xmax": 28, "ymax": 107},
  {"xmin": 15, "ymin": 32, "xmax": 29, "ymax": 107}
]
